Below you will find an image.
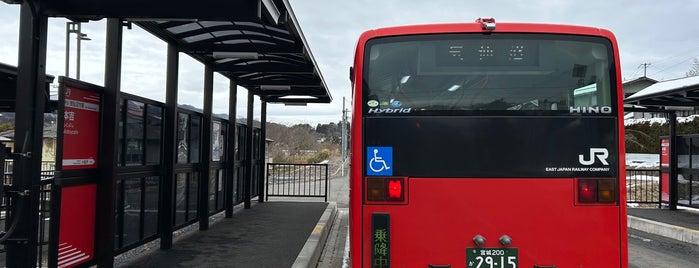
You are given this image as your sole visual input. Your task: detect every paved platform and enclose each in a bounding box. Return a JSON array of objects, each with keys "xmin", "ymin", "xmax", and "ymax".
[
  {"xmin": 116, "ymin": 197, "xmax": 698, "ymax": 268},
  {"xmin": 627, "ymin": 207, "xmax": 699, "ymax": 245},
  {"xmin": 120, "ymin": 201, "xmax": 336, "ymax": 268}
]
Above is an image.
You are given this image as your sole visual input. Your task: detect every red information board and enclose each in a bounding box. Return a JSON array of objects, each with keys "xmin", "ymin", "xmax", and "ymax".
[
  {"xmin": 57, "ymin": 184, "xmax": 96, "ymax": 268},
  {"xmin": 660, "ymin": 138, "xmax": 670, "ymax": 202},
  {"xmin": 52, "ymin": 79, "xmax": 102, "ymax": 267},
  {"xmin": 62, "ymin": 86, "xmax": 100, "ymax": 170}
]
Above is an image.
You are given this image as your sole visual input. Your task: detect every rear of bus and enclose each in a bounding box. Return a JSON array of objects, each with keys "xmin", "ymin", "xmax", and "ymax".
[{"xmin": 350, "ymin": 19, "xmax": 628, "ymax": 268}]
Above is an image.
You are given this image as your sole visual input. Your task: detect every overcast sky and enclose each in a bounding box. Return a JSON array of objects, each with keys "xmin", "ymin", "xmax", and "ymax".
[{"xmin": 2, "ymin": 1, "xmax": 699, "ymax": 125}]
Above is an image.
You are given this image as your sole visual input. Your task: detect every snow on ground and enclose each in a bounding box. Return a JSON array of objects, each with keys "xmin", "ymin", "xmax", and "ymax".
[
  {"xmin": 625, "ymin": 153, "xmax": 660, "ymax": 183},
  {"xmin": 624, "ymin": 114, "xmax": 699, "ymax": 126},
  {"xmin": 626, "ymin": 153, "xmax": 660, "ymax": 169}
]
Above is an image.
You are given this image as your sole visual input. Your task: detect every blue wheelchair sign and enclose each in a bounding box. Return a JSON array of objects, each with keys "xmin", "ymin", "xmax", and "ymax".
[{"xmin": 367, "ymin": 147, "xmax": 392, "ymax": 176}]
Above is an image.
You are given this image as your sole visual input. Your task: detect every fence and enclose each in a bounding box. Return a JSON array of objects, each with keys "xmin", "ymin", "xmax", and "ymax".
[
  {"xmin": 626, "ymin": 169, "xmax": 662, "ymax": 207},
  {"xmin": 0, "ymin": 171, "xmax": 53, "ymax": 267},
  {"xmin": 266, "ymin": 163, "xmax": 328, "ymax": 202}
]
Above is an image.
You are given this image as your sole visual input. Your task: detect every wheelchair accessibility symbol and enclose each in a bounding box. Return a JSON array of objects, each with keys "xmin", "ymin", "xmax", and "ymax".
[{"xmin": 367, "ymin": 147, "xmax": 392, "ymax": 176}]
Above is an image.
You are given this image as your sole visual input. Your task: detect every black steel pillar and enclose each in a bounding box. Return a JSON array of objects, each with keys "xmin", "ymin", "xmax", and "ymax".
[
  {"xmin": 198, "ymin": 66, "xmax": 213, "ymax": 230},
  {"xmin": 5, "ymin": 3, "xmax": 47, "ymax": 267},
  {"xmin": 258, "ymin": 101, "xmax": 266, "ymax": 203},
  {"xmin": 668, "ymin": 112, "xmax": 678, "ymax": 210},
  {"xmin": 94, "ymin": 18, "xmax": 123, "ymax": 268},
  {"xmin": 160, "ymin": 44, "xmax": 179, "ymax": 249},
  {"xmin": 244, "ymin": 91, "xmax": 254, "ymax": 209},
  {"xmin": 225, "ymin": 81, "xmax": 237, "ymax": 217}
]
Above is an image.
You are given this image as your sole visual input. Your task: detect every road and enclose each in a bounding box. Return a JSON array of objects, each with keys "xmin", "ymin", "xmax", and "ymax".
[
  {"xmin": 318, "ymin": 174, "xmax": 350, "ymax": 268},
  {"xmin": 317, "ymin": 174, "xmax": 699, "ymax": 268},
  {"xmin": 628, "ymin": 229, "xmax": 699, "ymax": 268},
  {"xmin": 319, "ymin": 217, "xmax": 699, "ymax": 268}
]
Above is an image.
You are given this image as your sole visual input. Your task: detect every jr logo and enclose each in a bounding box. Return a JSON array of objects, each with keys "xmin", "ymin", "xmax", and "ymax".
[{"xmin": 579, "ymin": 148, "xmax": 609, "ymax": 166}]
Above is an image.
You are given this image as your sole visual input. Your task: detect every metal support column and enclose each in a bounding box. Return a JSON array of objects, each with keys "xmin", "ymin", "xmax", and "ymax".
[
  {"xmin": 225, "ymin": 81, "xmax": 237, "ymax": 217},
  {"xmin": 244, "ymin": 91, "xmax": 254, "ymax": 209},
  {"xmin": 258, "ymin": 101, "xmax": 266, "ymax": 202},
  {"xmin": 5, "ymin": 3, "xmax": 47, "ymax": 267},
  {"xmin": 94, "ymin": 18, "xmax": 124, "ymax": 268},
  {"xmin": 669, "ymin": 112, "xmax": 678, "ymax": 210},
  {"xmin": 160, "ymin": 44, "xmax": 179, "ymax": 249},
  {"xmin": 198, "ymin": 66, "xmax": 213, "ymax": 230}
]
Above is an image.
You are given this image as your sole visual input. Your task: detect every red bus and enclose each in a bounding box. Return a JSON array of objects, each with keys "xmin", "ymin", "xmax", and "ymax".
[{"xmin": 349, "ymin": 18, "xmax": 627, "ymax": 268}]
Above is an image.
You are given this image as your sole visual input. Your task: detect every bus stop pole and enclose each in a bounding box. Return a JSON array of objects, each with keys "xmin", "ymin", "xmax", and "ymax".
[{"xmin": 668, "ymin": 112, "xmax": 678, "ymax": 210}]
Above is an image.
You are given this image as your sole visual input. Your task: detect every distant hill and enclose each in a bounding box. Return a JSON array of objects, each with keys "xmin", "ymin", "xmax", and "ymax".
[
  {"xmin": 177, "ymin": 104, "xmax": 229, "ymax": 119},
  {"xmin": 0, "ymin": 112, "xmax": 56, "ymax": 125}
]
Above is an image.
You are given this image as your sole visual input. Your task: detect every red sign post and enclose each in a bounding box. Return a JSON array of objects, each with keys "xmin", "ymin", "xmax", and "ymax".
[
  {"xmin": 52, "ymin": 80, "xmax": 102, "ymax": 268},
  {"xmin": 660, "ymin": 138, "xmax": 670, "ymax": 203}
]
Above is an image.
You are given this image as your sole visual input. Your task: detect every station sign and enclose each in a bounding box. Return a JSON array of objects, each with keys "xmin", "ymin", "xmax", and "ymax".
[
  {"xmin": 50, "ymin": 77, "xmax": 103, "ymax": 268},
  {"xmin": 62, "ymin": 85, "xmax": 100, "ymax": 170}
]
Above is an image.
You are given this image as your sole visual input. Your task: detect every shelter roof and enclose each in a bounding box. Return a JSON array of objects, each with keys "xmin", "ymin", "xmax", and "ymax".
[
  {"xmin": 32, "ymin": 0, "xmax": 331, "ymax": 104},
  {"xmin": 1, "ymin": 62, "xmax": 55, "ymax": 111},
  {"xmin": 624, "ymin": 75, "xmax": 699, "ymax": 108}
]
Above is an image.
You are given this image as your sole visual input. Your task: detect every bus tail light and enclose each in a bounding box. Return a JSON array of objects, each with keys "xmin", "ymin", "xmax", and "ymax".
[
  {"xmin": 577, "ymin": 178, "xmax": 616, "ymax": 204},
  {"xmin": 387, "ymin": 178, "xmax": 403, "ymax": 200},
  {"xmin": 365, "ymin": 177, "xmax": 407, "ymax": 203}
]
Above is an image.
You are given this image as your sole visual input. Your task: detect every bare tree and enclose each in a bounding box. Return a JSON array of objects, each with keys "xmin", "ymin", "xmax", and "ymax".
[{"xmin": 686, "ymin": 58, "xmax": 699, "ymax": 77}]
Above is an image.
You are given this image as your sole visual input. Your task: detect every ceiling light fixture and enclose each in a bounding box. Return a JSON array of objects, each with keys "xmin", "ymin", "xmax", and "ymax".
[
  {"xmin": 447, "ymin": 85, "xmax": 461, "ymax": 92},
  {"xmin": 126, "ymin": 18, "xmax": 199, "ymax": 22},
  {"xmin": 212, "ymin": 52, "xmax": 259, "ymax": 59},
  {"xmin": 260, "ymin": 85, "xmax": 291, "ymax": 91}
]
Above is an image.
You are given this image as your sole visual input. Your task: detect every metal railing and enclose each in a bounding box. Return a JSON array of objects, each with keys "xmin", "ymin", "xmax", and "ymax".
[
  {"xmin": 626, "ymin": 169, "xmax": 662, "ymax": 207},
  {"xmin": 0, "ymin": 171, "xmax": 54, "ymax": 268},
  {"xmin": 266, "ymin": 163, "xmax": 328, "ymax": 202}
]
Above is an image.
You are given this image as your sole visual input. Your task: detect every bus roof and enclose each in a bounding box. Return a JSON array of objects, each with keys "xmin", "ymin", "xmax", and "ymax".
[{"xmin": 358, "ymin": 19, "xmax": 615, "ymax": 42}]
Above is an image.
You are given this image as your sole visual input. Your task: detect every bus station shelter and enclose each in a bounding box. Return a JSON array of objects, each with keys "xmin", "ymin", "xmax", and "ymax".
[
  {"xmin": 625, "ymin": 75, "xmax": 699, "ymax": 211},
  {"xmin": 1, "ymin": 0, "xmax": 331, "ymax": 267}
]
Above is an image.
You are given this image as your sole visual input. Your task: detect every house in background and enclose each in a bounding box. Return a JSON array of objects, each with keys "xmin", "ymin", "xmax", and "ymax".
[
  {"xmin": 623, "ymin": 76, "xmax": 659, "ymax": 120},
  {"xmin": 623, "ymin": 76, "xmax": 658, "ymax": 98},
  {"xmin": 1, "ymin": 123, "xmax": 57, "ymax": 171}
]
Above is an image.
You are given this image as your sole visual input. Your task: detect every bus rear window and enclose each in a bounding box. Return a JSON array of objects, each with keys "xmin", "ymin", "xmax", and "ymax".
[{"xmin": 363, "ymin": 34, "xmax": 615, "ymax": 115}]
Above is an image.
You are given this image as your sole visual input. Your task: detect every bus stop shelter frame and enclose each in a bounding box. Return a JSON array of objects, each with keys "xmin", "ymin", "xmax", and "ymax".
[
  {"xmin": 625, "ymin": 76, "xmax": 699, "ymax": 211},
  {"xmin": 2, "ymin": 0, "xmax": 331, "ymax": 267}
]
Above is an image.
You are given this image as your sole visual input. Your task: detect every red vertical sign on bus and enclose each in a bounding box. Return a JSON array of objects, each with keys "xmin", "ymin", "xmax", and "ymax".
[
  {"xmin": 62, "ymin": 86, "xmax": 100, "ymax": 169},
  {"xmin": 660, "ymin": 138, "xmax": 670, "ymax": 202}
]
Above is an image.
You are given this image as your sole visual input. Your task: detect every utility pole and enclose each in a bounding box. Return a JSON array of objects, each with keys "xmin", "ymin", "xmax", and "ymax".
[
  {"xmin": 640, "ymin": 62, "xmax": 651, "ymax": 77},
  {"xmin": 341, "ymin": 97, "xmax": 349, "ymax": 176},
  {"xmin": 65, "ymin": 21, "xmax": 91, "ymax": 79}
]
